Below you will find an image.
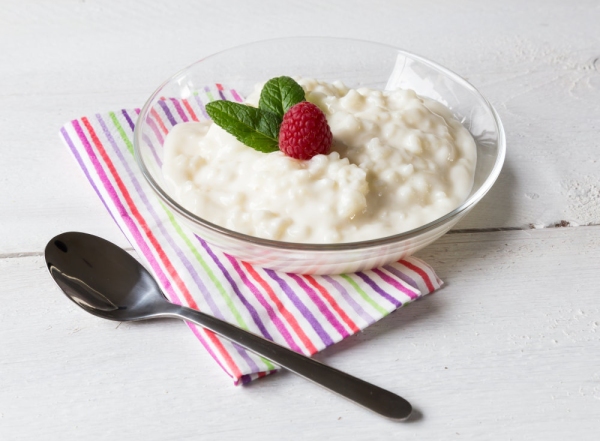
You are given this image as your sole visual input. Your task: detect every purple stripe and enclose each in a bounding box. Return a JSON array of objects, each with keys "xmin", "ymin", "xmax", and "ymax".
[
  {"xmin": 321, "ymin": 275, "xmax": 375, "ymax": 325},
  {"xmin": 140, "ymin": 132, "xmax": 162, "ymax": 167},
  {"xmin": 288, "ymin": 274, "xmax": 349, "ymax": 339},
  {"xmin": 240, "ymin": 374, "xmax": 253, "ymax": 385},
  {"xmin": 95, "ymin": 113, "xmax": 260, "ymax": 373},
  {"xmin": 230, "ymin": 89, "xmax": 243, "ymax": 103},
  {"xmin": 186, "ymin": 322, "xmax": 235, "ymax": 382},
  {"xmin": 196, "ymin": 237, "xmax": 275, "ymax": 342},
  {"xmin": 239, "ymin": 370, "xmax": 277, "ymax": 386},
  {"xmin": 264, "ymin": 269, "xmax": 333, "ymax": 347},
  {"xmin": 217, "ymin": 89, "xmax": 227, "ymax": 100},
  {"xmin": 122, "ymin": 109, "xmax": 162, "ymax": 167},
  {"xmin": 382, "ymin": 264, "xmax": 420, "ymax": 290},
  {"xmin": 169, "ymin": 98, "xmax": 189, "ymax": 122},
  {"xmin": 372, "ymin": 268, "xmax": 419, "ymax": 300},
  {"xmin": 97, "ymin": 115, "xmax": 207, "ymax": 299},
  {"xmin": 193, "ymin": 93, "xmax": 210, "ymax": 119},
  {"xmin": 225, "ymin": 255, "xmax": 303, "ymax": 352},
  {"xmin": 109, "ymin": 117, "xmax": 225, "ymax": 316},
  {"xmin": 73, "ymin": 120, "xmax": 152, "ymax": 256},
  {"xmin": 146, "ymin": 115, "xmax": 164, "ymax": 145},
  {"xmin": 355, "ymin": 273, "xmax": 402, "ymax": 308},
  {"xmin": 69, "ymin": 120, "xmax": 196, "ymax": 322},
  {"xmin": 69, "ymin": 120, "xmax": 240, "ymax": 374},
  {"xmin": 60, "ymin": 126, "xmax": 115, "ymax": 221},
  {"xmin": 74, "ymin": 117, "xmax": 233, "ymax": 377},
  {"xmin": 121, "ymin": 109, "xmax": 135, "ymax": 131},
  {"xmin": 157, "ymin": 100, "xmax": 177, "ymax": 126},
  {"xmin": 79, "ymin": 113, "xmax": 232, "ymax": 378}
]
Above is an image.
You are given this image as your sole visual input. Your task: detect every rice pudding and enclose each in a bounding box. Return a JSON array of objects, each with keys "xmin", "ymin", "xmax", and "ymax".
[{"xmin": 162, "ymin": 78, "xmax": 476, "ymax": 243}]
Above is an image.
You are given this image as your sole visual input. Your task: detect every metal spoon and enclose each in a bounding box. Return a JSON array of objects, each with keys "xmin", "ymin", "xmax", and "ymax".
[{"xmin": 45, "ymin": 231, "xmax": 412, "ymax": 420}]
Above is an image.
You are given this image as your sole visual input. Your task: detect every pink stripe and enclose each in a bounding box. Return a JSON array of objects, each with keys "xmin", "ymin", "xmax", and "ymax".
[
  {"xmin": 146, "ymin": 115, "xmax": 164, "ymax": 145},
  {"xmin": 242, "ymin": 262, "xmax": 319, "ymax": 355},
  {"xmin": 321, "ymin": 275, "xmax": 375, "ymax": 325},
  {"xmin": 84, "ymin": 114, "xmax": 245, "ymax": 378},
  {"xmin": 82, "ymin": 116, "xmax": 201, "ymax": 308},
  {"xmin": 97, "ymin": 112, "xmax": 261, "ymax": 373},
  {"xmin": 230, "ymin": 89, "xmax": 243, "ymax": 103},
  {"xmin": 196, "ymin": 238, "xmax": 274, "ymax": 342},
  {"xmin": 150, "ymin": 108, "xmax": 169, "ymax": 134},
  {"xmin": 70, "ymin": 121, "xmax": 179, "ymax": 298},
  {"xmin": 265, "ymin": 269, "xmax": 333, "ymax": 346},
  {"xmin": 225, "ymin": 255, "xmax": 303, "ymax": 353},
  {"xmin": 186, "ymin": 323, "xmax": 234, "ymax": 381},
  {"xmin": 382, "ymin": 263, "xmax": 419, "ymax": 290},
  {"xmin": 372, "ymin": 268, "xmax": 419, "ymax": 300},
  {"xmin": 71, "ymin": 119, "xmax": 239, "ymax": 379},
  {"xmin": 288, "ymin": 274, "xmax": 349, "ymax": 339},
  {"xmin": 168, "ymin": 98, "xmax": 189, "ymax": 122},
  {"xmin": 304, "ymin": 276, "xmax": 360, "ymax": 333}
]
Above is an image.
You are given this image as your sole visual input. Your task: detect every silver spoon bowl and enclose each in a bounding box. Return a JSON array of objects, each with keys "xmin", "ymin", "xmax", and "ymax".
[{"xmin": 45, "ymin": 231, "xmax": 412, "ymax": 420}]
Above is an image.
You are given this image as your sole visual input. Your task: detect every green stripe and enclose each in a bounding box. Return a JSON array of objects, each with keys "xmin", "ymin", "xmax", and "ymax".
[
  {"xmin": 109, "ymin": 112, "xmax": 134, "ymax": 155},
  {"xmin": 110, "ymin": 107, "xmax": 275, "ymax": 371},
  {"xmin": 160, "ymin": 202, "xmax": 276, "ymax": 371},
  {"xmin": 206, "ymin": 90, "xmax": 216, "ymax": 102},
  {"xmin": 160, "ymin": 205, "xmax": 246, "ymax": 326},
  {"xmin": 340, "ymin": 275, "xmax": 388, "ymax": 316},
  {"xmin": 111, "ymin": 106, "xmax": 248, "ymax": 324}
]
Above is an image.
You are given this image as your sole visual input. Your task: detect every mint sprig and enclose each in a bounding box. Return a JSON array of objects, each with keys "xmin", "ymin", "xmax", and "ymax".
[
  {"xmin": 204, "ymin": 101, "xmax": 280, "ymax": 153},
  {"xmin": 205, "ymin": 76, "xmax": 305, "ymax": 153},
  {"xmin": 258, "ymin": 76, "xmax": 306, "ymax": 119}
]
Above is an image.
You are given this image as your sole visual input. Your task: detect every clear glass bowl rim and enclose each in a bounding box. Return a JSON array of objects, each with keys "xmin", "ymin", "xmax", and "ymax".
[{"xmin": 134, "ymin": 36, "xmax": 506, "ymax": 252}]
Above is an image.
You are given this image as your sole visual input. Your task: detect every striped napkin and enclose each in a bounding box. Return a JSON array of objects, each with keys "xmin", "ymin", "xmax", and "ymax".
[{"xmin": 58, "ymin": 85, "xmax": 443, "ymax": 385}]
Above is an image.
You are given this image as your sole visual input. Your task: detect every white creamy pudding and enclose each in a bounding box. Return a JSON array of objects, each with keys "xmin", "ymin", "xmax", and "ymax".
[{"xmin": 162, "ymin": 78, "xmax": 477, "ymax": 243}]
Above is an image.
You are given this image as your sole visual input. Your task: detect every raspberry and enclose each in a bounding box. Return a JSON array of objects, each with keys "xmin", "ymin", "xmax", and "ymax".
[{"xmin": 279, "ymin": 101, "xmax": 332, "ymax": 160}]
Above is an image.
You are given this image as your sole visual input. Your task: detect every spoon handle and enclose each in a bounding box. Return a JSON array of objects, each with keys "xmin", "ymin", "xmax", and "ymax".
[{"xmin": 166, "ymin": 304, "xmax": 412, "ymax": 420}]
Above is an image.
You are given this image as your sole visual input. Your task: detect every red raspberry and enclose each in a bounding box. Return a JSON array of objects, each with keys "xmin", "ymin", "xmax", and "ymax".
[{"xmin": 279, "ymin": 101, "xmax": 332, "ymax": 160}]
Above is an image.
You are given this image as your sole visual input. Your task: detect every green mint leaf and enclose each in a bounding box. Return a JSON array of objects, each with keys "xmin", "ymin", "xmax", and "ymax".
[
  {"xmin": 258, "ymin": 76, "xmax": 305, "ymax": 118},
  {"xmin": 205, "ymin": 100, "xmax": 281, "ymax": 153}
]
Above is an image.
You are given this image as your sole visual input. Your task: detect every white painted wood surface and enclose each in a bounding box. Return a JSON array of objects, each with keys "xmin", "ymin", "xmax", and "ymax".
[{"xmin": 1, "ymin": 1, "xmax": 599, "ymax": 439}]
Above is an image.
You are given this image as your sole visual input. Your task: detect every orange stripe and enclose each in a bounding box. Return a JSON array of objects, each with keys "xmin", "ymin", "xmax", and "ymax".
[
  {"xmin": 304, "ymin": 276, "xmax": 360, "ymax": 333},
  {"xmin": 81, "ymin": 117, "xmax": 243, "ymax": 379},
  {"xmin": 242, "ymin": 261, "xmax": 319, "ymax": 355},
  {"xmin": 150, "ymin": 108, "xmax": 169, "ymax": 135},
  {"xmin": 182, "ymin": 98, "xmax": 199, "ymax": 121}
]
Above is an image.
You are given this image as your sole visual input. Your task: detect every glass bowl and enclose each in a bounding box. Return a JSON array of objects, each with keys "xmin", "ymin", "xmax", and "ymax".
[{"xmin": 134, "ymin": 37, "xmax": 505, "ymax": 275}]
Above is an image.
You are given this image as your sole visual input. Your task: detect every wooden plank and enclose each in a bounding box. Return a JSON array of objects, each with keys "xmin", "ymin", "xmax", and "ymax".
[
  {"xmin": 1, "ymin": 225, "xmax": 599, "ymax": 439},
  {"xmin": 1, "ymin": 1, "xmax": 600, "ymax": 253}
]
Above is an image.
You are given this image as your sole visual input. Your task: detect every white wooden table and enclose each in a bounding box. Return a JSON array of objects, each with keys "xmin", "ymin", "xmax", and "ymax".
[{"xmin": 2, "ymin": 1, "xmax": 599, "ymax": 439}]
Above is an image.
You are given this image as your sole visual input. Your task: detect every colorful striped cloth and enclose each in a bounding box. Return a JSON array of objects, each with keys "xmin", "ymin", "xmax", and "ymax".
[{"xmin": 58, "ymin": 85, "xmax": 443, "ymax": 385}]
